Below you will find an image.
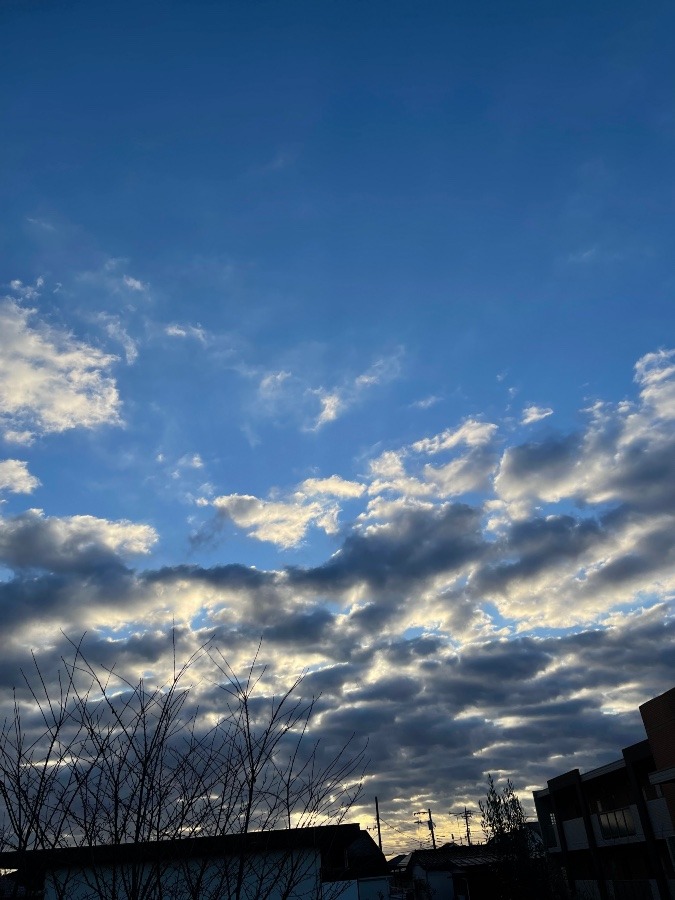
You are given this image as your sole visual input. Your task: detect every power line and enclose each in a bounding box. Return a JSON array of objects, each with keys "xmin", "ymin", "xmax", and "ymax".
[{"xmin": 380, "ymin": 816, "xmax": 411, "ymax": 838}]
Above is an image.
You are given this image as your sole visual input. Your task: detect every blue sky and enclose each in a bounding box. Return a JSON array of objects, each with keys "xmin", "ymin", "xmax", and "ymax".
[{"xmin": 1, "ymin": 0, "xmax": 675, "ymax": 850}]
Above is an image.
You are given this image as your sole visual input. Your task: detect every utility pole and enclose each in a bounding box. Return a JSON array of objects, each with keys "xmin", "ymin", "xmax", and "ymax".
[
  {"xmin": 375, "ymin": 796, "xmax": 383, "ymax": 852},
  {"xmin": 461, "ymin": 807, "xmax": 473, "ymax": 845},
  {"xmin": 429, "ymin": 808, "xmax": 437, "ymax": 849},
  {"xmin": 416, "ymin": 809, "xmax": 436, "ymax": 849},
  {"xmin": 450, "ymin": 808, "xmax": 473, "ymax": 845}
]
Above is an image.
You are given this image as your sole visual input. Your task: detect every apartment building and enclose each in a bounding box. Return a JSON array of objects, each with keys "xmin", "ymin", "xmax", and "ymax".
[{"xmin": 533, "ymin": 687, "xmax": 675, "ymax": 900}]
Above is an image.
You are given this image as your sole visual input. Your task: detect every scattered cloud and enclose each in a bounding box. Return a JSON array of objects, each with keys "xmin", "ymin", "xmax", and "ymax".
[
  {"xmin": 7, "ymin": 277, "xmax": 43, "ymax": 301},
  {"xmin": 0, "ymin": 297, "xmax": 121, "ymax": 438},
  {"xmin": 635, "ymin": 347, "xmax": 675, "ymax": 419},
  {"xmin": 99, "ymin": 314, "xmax": 139, "ymax": 364},
  {"xmin": 165, "ymin": 323, "xmax": 208, "ymax": 344},
  {"xmin": 410, "ymin": 394, "xmax": 442, "ymax": 410},
  {"xmin": 354, "ymin": 353, "xmax": 403, "ymax": 389},
  {"xmin": 298, "ymin": 475, "xmax": 365, "ymax": 499},
  {"xmin": 197, "ymin": 476, "xmax": 364, "ymax": 548},
  {"xmin": 122, "ymin": 275, "xmax": 147, "ymax": 292},
  {"xmin": 208, "ymin": 493, "xmax": 339, "ymax": 548},
  {"xmin": 521, "ymin": 405, "xmax": 554, "ymax": 425},
  {"xmin": 365, "ymin": 419, "xmax": 500, "ymax": 501},
  {"xmin": 258, "ymin": 371, "xmax": 291, "ymax": 397},
  {"xmin": 309, "ymin": 389, "xmax": 345, "ymax": 430},
  {"xmin": 411, "ymin": 419, "xmax": 497, "ymax": 454},
  {"xmin": 247, "ymin": 350, "xmax": 404, "ymax": 433},
  {"xmin": 182, "ymin": 453, "xmax": 204, "ymax": 470},
  {"xmin": 25, "ymin": 216, "xmax": 56, "ymax": 232},
  {"xmin": 305, "ymin": 351, "xmax": 403, "ymax": 431},
  {"xmin": 76, "ymin": 259, "xmax": 149, "ymax": 298},
  {"xmin": 0, "ymin": 459, "xmax": 40, "ymax": 494}
]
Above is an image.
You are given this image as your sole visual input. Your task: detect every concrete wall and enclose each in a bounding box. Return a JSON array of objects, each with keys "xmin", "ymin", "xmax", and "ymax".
[{"xmin": 411, "ymin": 864, "xmax": 454, "ymax": 900}]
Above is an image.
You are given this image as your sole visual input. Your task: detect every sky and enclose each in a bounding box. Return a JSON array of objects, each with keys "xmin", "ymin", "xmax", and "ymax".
[{"xmin": 1, "ymin": 0, "xmax": 675, "ymax": 853}]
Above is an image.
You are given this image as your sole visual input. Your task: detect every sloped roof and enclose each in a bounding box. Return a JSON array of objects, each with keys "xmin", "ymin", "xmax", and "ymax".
[
  {"xmin": 407, "ymin": 845, "xmax": 501, "ymax": 872},
  {"xmin": 0, "ymin": 823, "xmax": 386, "ymax": 879}
]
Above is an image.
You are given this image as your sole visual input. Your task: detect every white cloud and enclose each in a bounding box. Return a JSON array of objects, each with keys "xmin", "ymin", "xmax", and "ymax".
[
  {"xmin": 162, "ymin": 452, "xmax": 209, "ymax": 491},
  {"xmin": 258, "ymin": 371, "xmax": 291, "ymax": 398},
  {"xmin": 364, "ymin": 421, "xmax": 498, "ymax": 502},
  {"xmin": 122, "ymin": 275, "xmax": 147, "ymax": 292},
  {"xmin": 0, "ymin": 299, "xmax": 121, "ymax": 438},
  {"xmin": 411, "ymin": 419, "xmax": 497, "ymax": 455},
  {"xmin": 0, "ymin": 459, "xmax": 40, "ymax": 494},
  {"xmin": 306, "ymin": 351, "xmax": 403, "ymax": 431},
  {"xmin": 211, "ymin": 493, "xmax": 339, "ymax": 548},
  {"xmin": 635, "ymin": 348, "xmax": 675, "ymax": 419},
  {"xmin": 7, "ymin": 278, "xmax": 42, "ymax": 300},
  {"xmin": 203, "ymin": 474, "xmax": 367, "ymax": 548},
  {"xmin": 365, "ymin": 448, "xmax": 430, "ymax": 498},
  {"xmin": 309, "ymin": 389, "xmax": 345, "ymax": 430},
  {"xmin": 76, "ymin": 259, "xmax": 150, "ymax": 298},
  {"xmin": 521, "ymin": 405, "xmax": 553, "ymax": 425},
  {"xmin": 63, "ymin": 514, "xmax": 157, "ymax": 555},
  {"xmin": 245, "ymin": 350, "xmax": 404, "ymax": 433},
  {"xmin": 165, "ymin": 323, "xmax": 208, "ymax": 343},
  {"xmin": 25, "ymin": 216, "xmax": 56, "ymax": 232},
  {"xmin": 368, "ymin": 450, "xmax": 407, "ymax": 480},
  {"xmin": 100, "ymin": 314, "xmax": 139, "ymax": 364},
  {"xmin": 3, "ymin": 430, "xmax": 35, "ymax": 445},
  {"xmin": 423, "ymin": 450, "xmax": 496, "ymax": 497},
  {"xmin": 354, "ymin": 352, "xmax": 402, "ymax": 388},
  {"xmin": 359, "ymin": 494, "xmax": 435, "ymax": 524},
  {"xmin": 298, "ymin": 475, "xmax": 365, "ymax": 499},
  {"xmin": 410, "ymin": 395, "xmax": 441, "ymax": 410}
]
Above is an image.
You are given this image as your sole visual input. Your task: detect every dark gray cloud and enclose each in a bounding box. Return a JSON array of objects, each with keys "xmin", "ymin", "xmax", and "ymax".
[
  {"xmin": 144, "ymin": 563, "xmax": 276, "ymax": 591},
  {"xmin": 473, "ymin": 513, "xmax": 604, "ymax": 595},
  {"xmin": 0, "ymin": 511, "xmax": 143, "ymax": 574},
  {"xmin": 496, "ymin": 431, "xmax": 582, "ymax": 496},
  {"xmin": 260, "ymin": 606, "xmax": 336, "ymax": 645},
  {"xmin": 294, "ymin": 503, "xmax": 484, "ymax": 592}
]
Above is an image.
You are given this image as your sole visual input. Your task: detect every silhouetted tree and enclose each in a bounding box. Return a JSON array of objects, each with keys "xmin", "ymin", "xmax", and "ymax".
[
  {"xmin": 480, "ymin": 774, "xmax": 562, "ymax": 900},
  {"xmin": 0, "ymin": 637, "xmax": 367, "ymax": 900}
]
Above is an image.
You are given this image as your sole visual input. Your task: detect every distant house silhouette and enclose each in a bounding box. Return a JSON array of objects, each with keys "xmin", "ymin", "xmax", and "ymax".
[
  {"xmin": 389, "ymin": 843, "xmax": 502, "ymax": 900},
  {"xmin": 533, "ymin": 686, "xmax": 675, "ymax": 900}
]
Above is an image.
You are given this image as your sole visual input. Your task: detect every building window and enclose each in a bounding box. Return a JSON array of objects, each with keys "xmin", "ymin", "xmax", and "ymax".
[{"xmin": 598, "ymin": 807, "xmax": 636, "ymax": 839}]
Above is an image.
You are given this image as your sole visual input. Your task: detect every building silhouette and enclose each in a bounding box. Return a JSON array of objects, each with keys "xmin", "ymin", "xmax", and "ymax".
[{"xmin": 534, "ymin": 686, "xmax": 675, "ymax": 899}]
